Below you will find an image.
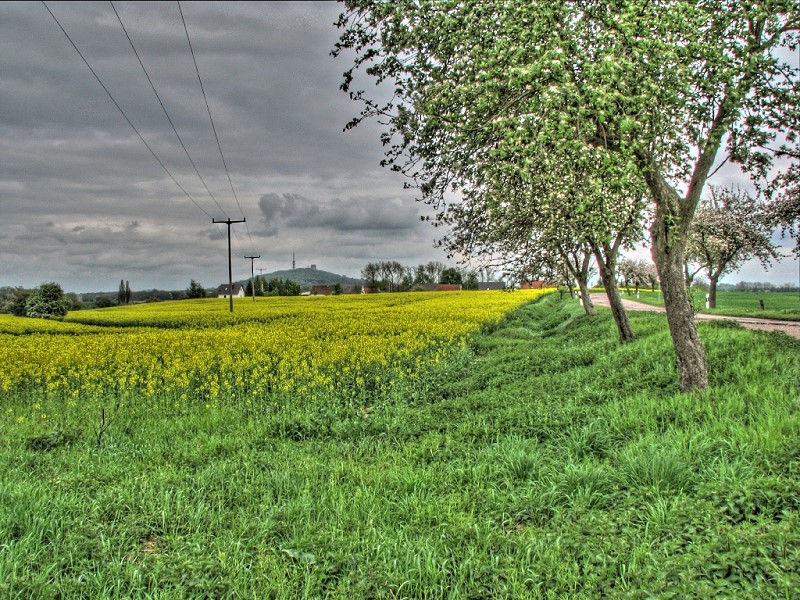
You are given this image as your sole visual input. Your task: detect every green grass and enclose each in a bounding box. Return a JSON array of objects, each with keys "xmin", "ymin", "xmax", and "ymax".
[
  {"xmin": 2, "ymin": 295, "xmax": 799, "ymax": 598},
  {"xmin": 624, "ymin": 289, "xmax": 800, "ymax": 321}
]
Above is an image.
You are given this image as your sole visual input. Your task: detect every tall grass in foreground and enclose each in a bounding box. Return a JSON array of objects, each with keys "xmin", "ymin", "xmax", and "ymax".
[{"xmin": 1, "ymin": 295, "xmax": 799, "ymax": 598}]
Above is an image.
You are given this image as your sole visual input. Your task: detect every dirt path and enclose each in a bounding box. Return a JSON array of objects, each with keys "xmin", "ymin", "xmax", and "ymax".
[{"xmin": 588, "ymin": 294, "xmax": 800, "ymax": 340}]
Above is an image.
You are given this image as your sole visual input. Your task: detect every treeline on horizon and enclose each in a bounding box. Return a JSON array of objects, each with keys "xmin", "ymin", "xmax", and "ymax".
[
  {"xmin": 360, "ymin": 260, "xmax": 489, "ymax": 292},
  {"xmin": 1, "ymin": 276, "xmax": 797, "ymax": 316}
]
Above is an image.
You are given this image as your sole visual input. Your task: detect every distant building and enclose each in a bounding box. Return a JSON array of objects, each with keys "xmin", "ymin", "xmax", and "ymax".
[
  {"xmin": 217, "ymin": 284, "xmax": 246, "ymax": 298},
  {"xmin": 418, "ymin": 283, "xmax": 463, "ymax": 292},
  {"xmin": 478, "ymin": 282, "xmax": 506, "ymax": 291},
  {"xmin": 521, "ymin": 280, "xmax": 546, "ymax": 289},
  {"xmin": 310, "ymin": 284, "xmax": 362, "ymax": 295}
]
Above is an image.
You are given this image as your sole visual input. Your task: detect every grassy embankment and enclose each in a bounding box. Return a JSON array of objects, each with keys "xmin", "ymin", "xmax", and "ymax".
[
  {"xmin": 624, "ymin": 289, "xmax": 800, "ymax": 321},
  {"xmin": 1, "ymin": 294, "xmax": 799, "ymax": 598}
]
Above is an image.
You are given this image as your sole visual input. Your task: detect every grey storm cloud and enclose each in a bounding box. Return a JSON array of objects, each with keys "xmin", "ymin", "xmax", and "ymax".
[
  {"xmin": 258, "ymin": 192, "xmax": 419, "ymax": 235},
  {"xmin": 0, "ymin": 1, "xmax": 455, "ymax": 292},
  {"xmin": 206, "ymin": 226, "xmax": 227, "ymax": 241}
]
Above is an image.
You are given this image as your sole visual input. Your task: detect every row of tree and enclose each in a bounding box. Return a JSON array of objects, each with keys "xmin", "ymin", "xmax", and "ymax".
[
  {"xmin": 0, "ymin": 283, "xmax": 73, "ymax": 318},
  {"xmin": 335, "ymin": 2, "xmax": 800, "ymax": 391},
  {"xmin": 684, "ymin": 187, "xmax": 781, "ymax": 308},
  {"xmin": 247, "ymin": 278, "xmax": 302, "ymax": 297},
  {"xmin": 734, "ymin": 281, "xmax": 799, "ymax": 293},
  {"xmin": 613, "ymin": 258, "xmax": 658, "ymax": 294},
  {"xmin": 187, "ymin": 278, "xmax": 303, "ymax": 298},
  {"xmin": 117, "ymin": 280, "xmax": 132, "ymax": 304},
  {"xmin": 361, "ymin": 261, "xmax": 482, "ymax": 292},
  {"xmin": 611, "ymin": 185, "xmax": 783, "ymax": 303}
]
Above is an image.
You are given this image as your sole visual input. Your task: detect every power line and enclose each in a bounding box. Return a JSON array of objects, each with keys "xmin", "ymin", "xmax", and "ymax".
[
  {"xmin": 177, "ymin": 1, "xmax": 257, "ymax": 254},
  {"xmin": 41, "ymin": 1, "xmax": 214, "ymax": 221},
  {"xmin": 214, "ymin": 217, "xmax": 246, "ymax": 313},
  {"xmin": 231, "ymin": 226, "xmax": 249, "ymax": 256},
  {"xmin": 109, "ymin": 0, "xmax": 229, "ymax": 220},
  {"xmin": 245, "ymin": 254, "xmax": 260, "ymax": 302}
]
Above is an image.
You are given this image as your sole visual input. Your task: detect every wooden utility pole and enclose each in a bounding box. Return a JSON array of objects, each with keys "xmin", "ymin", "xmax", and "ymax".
[
  {"xmin": 245, "ymin": 254, "xmax": 261, "ymax": 302},
  {"xmin": 213, "ymin": 217, "xmax": 246, "ymax": 313}
]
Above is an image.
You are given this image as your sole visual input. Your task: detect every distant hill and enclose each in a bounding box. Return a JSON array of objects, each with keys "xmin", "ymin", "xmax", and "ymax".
[{"xmin": 243, "ymin": 268, "xmax": 362, "ymax": 288}]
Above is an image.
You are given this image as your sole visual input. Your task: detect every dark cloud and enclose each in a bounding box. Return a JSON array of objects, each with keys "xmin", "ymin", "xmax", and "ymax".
[
  {"xmin": 206, "ymin": 226, "xmax": 227, "ymax": 241},
  {"xmin": 258, "ymin": 192, "xmax": 419, "ymax": 235},
  {"xmin": 0, "ymin": 1, "xmax": 449, "ymax": 291}
]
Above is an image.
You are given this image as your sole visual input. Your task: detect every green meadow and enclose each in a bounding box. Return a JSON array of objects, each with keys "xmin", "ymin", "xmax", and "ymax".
[
  {"xmin": 629, "ymin": 289, "xmax": 800, "ymax": 321},
  {"xmin": 1, "ymin": 294, "xmax": 799, "ymax": 598}
]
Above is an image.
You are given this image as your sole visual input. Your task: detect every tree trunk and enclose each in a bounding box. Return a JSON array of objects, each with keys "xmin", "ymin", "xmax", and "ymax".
[
  {"xmin": 708, "ymin": 275, "xmax": 718, "ymax": 309},
  {"xmin": 592, "ymin": 244, "xmax": 635, "ymax": 343},
  {"xmin": 637, "ymin": 143, "xmax": 713, "ymax": 392},
  {"xmin": 577, "ymin": 275, "xmax": 596, "ymax": 316},
  {"xmin": 651, "ymin": 205, "xmax": 709, "ymax": 392},
  {"xmin": 557, "ymin": 244, "xmax": 596, "ymax": 316}
]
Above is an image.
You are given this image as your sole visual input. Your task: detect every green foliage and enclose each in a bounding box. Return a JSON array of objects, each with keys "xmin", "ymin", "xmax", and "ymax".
[
  {"xmin": 63, "ymin": 293, "xmax": 82, "ymax": 312},
  {"xmin": 94, "ymin": 296, "xmax": 115, "ymax": 309},
  {"xmin": 24, "ymin": 282, "xmax": 69, "ymax": 319},
  {"xmin": 438, "ymin": 267, "xmax": 462, "ymax": 285},
  {"xmin": 0, "ymin": 286, "xmax": 32, "ymax": 316},
  {"xmin": 186, "ymin": 279, "xmax": 206, "ymax": 299},
  {"xmin": 265, "ymin": 278, "xmax": 301, "ymax": 296},
  {"xmin": 286, "ymin": 280, "xmax": 301, "ymax": 296},
  {"xmin": 335, "ymin": 0, "xmax": 800, "ymax": 391},
  {"xmin": 362, "ymin": 260, "xmax": 451, "ymax": 292},
  {"xmin": 770, "ymin": 171, "xmax": 799, "ymax": 253},
  {"xmin": 463, "ymin": 271, "xmax": 479, "ymax": 291}
]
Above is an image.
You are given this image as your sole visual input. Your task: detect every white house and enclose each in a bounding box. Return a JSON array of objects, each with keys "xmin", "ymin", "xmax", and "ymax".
[{"xmin": 217, "ymin": 284, "xmax": 246, "ymax": 298}]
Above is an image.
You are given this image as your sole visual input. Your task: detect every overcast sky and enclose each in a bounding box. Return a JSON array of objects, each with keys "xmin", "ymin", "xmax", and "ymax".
[{"xmin": 1, "ymin": 2, "xmax": 797, "ymax": 292}]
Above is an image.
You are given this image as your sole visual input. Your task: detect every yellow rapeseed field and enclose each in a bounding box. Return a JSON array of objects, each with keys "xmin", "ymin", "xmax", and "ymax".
[{"xmin": 1, "ymin": 291, "xmax": 548, "ymax": 420}]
